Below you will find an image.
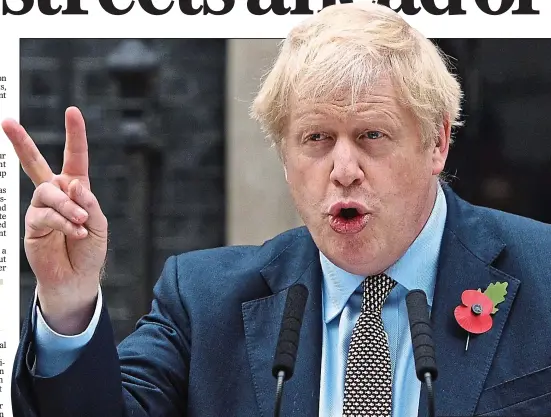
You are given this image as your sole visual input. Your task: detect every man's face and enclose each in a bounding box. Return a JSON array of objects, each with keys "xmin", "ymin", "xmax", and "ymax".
[{"xmin": 282, "ymin": 78, "xmax": 449, "ymax": 276}]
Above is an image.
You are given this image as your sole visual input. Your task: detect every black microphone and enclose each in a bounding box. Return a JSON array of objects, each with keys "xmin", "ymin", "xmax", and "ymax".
[
  {"xmin": 271, "ymin": 284, "xmax": 309, "ymax": 417},
  {"xmin": 406, "ymin": 289, "xmax": 438, "ymax": 417}
]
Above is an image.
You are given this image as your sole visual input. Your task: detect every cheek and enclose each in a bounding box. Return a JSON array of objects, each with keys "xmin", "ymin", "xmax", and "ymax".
[
  {"xmin": 286, "ymin": 152, "xmax": 324, "ymax": 186},
  {"xmin": 285, "ymin": 156, "xmax": 330, "ymax": 209},
  {"xmin": 285, "ymin": 157, "xmax": 310, "ymax": 198},
  {"xmin": 373, "ymin": 151, "xmax": 433, "ymax": 204},
  {"xmin": 284, "ymin": 159, "xmax": 305, "ymax": 188}
]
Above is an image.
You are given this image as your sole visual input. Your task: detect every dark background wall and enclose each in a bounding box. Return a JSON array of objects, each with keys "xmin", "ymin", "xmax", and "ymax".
[
  {"xmin": 19, "ymin": 39, "xmax": 226, "ymax": 342},
  {"xmin": 436, "ymin": 39, "xmax": 551, "ymax": 222},
  {"xmin": 19, "ymin": 38, "xmax": 551, "ymax": 342}
]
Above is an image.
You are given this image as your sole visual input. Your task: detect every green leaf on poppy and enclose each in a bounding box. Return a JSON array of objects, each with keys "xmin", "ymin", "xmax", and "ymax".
[{"xmin": 483, "ymin": 282, "xmax": 508, "ymax": 314}]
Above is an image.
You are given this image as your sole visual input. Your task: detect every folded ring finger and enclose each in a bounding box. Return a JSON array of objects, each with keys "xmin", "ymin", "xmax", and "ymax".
[
  {"xmin": 26, "ymin": 206, "xmax": 88, "ymax": 239},
  {"xmin": 31, "ymin": 182, "xmax": 89, "ymax": 224}
]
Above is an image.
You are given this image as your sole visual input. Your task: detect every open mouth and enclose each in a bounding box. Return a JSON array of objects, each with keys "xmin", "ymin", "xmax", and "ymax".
[
  {"xmin": 329, "ymin": 206, "xmax": 369, "ymax": 234},
  {"xmin": 339, "ymin": 207, "xmax": 360, "ymax": 220}
]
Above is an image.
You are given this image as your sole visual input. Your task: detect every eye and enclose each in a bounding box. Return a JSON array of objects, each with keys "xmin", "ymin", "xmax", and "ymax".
[
  {"xmin": 305, "ymin": 132, "xmax": 330, "ymax": 142},
  {"xmin": 361, "ymin": 131, "xmax": 385, "ymax": 140}
]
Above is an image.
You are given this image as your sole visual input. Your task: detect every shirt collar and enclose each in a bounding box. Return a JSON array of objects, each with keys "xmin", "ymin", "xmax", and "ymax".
[{"xmin": 320, "ymin": 183, "xmax": 448, "ymax": 324}]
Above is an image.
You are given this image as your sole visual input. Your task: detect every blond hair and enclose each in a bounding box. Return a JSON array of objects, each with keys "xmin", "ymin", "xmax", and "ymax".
[{"xmin": 250, "ymin": 2, "xmax": 463, "ymax": 149}]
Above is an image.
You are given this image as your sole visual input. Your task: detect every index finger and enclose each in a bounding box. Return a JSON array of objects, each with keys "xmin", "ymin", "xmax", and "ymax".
[
  {"xmin": 62, "ymin": 107, "xmax": 89, "ymax": 180},
  {"xmin": 1, "ymin": 119, "xmax": 54, "ymax": 186}
]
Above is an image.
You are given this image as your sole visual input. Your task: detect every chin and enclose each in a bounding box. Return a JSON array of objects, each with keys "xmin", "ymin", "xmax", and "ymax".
[{"xmin": 318, "ymin": 228, "xmax": 383, "ymax": 275}]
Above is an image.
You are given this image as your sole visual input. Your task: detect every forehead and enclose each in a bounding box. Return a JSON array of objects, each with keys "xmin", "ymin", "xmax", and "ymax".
[{"xmin": 287, "ymin": 78, "xmax": 410, "ymax": 128}]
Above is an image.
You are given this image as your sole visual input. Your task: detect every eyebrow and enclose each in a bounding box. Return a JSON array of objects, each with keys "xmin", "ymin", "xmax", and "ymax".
[{"xmin": 292, "ymin": 107, "xmax": 401, "ymax": 131}]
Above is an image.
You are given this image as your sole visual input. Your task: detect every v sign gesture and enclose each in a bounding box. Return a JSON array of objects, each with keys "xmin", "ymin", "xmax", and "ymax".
[{"xmin": 2, "ymin": 107, "xmax": 108, "ymax": 335}]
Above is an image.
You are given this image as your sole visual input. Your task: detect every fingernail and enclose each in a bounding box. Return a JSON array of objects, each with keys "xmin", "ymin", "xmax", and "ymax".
[
  {"xmin": 74, "ymin": 208, "xmax": 88, "ymax": 222},
  {"xmin": 71, "ymin": 181, "xmax": 83, "ymax": 198},
  {"xmin": 76, "ymin": 226, "xmax": 88, "ymax": 237}
]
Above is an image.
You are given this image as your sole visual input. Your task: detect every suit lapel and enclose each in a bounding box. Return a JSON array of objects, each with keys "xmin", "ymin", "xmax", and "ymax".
[
  {"xmin": 242, "ymin": 232, "xmax": 322, "ymax": 417},
  {"xmin": 417, "ymin": 187, "xmax": 521, "ymax": 417}
]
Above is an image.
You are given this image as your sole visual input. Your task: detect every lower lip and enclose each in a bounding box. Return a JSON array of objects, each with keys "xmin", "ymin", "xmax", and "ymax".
[{"xmin": 329, "ymin": 214, "xmax": 369, "ymax": 234}]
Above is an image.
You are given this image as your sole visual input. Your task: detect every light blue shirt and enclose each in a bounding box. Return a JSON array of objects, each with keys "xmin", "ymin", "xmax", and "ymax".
[
  {"xmin": 34, "ymin": 184, "xmax": 447, "ymax": 417},
  {"xmin": 319, "ymin": 183, "xmax": 447, "ymax": 417},
  {"xmin": 33, "ymin": 286, "xmax": 103, "ymax": 377}
]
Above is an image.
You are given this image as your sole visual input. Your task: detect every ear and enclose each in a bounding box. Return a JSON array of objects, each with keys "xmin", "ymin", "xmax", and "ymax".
[
  {"xmin": 279, "ymin": 143, "xmax": 289, "ymax": 183},
  {"xmin": 432, "ymin": 115, "xmax": 451, "ymax": 176}
]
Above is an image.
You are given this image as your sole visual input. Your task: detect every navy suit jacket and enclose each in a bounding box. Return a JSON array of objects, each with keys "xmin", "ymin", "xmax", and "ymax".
[{"xmin": 12, "ymin": 186, "xmax": 551, "ymax": 416}]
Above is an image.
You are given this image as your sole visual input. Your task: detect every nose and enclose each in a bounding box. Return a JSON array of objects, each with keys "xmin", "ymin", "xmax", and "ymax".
[{"xmin": 329, "ymin": 138, "xmax": 365, "ymax": 188}]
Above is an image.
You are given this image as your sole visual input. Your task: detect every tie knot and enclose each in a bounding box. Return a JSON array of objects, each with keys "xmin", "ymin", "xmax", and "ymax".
[{"xmin": 361, "ymin": 273, "xmax": 396, "ymax": 313}]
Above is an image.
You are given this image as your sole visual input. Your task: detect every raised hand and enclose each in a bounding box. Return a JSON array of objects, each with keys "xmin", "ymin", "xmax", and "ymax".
[{"xmin": 2, "ymin": 107, "xmax": 108, "ymax": 335}]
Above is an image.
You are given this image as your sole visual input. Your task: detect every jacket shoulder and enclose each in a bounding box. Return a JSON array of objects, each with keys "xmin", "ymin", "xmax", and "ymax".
[
  {"xmin": 444, "ymin": 185, "xmax": 551, "ymax": 283},
  {"xmin": 172, "ymin": 226, "xmax": 309, "ymax": 272},
  {"xmin": 159, "ymin": 226, "xmax": 311, "ymax": 302},
  {"xmin": 474, "ymin": 205, "xmax": 551, "ymax": 249},
  {"xmin": 465, "ymin": 203, "xmax": 551, "ymax": 285}
]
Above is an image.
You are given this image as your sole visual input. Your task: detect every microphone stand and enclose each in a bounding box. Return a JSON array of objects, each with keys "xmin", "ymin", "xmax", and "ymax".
[
  {"xmin": 271, "ymin": 284, "xmax": 309, "ymax": 417},
  {"xmin": 273, "ymin": 370, "xmax": 285, "ymax": 417},
  {"xmin": 424, "ymin": 371, "xmax": 436, "ymax": 417},
  {"xmin": 406, "ymin": 289, "xmax": 438, "ymax": 417}
]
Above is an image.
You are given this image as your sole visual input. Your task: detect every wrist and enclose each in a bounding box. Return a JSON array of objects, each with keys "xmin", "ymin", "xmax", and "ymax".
[{"xmin": 37, "ymin": 283, "xmax": 99, "ymax": 335}]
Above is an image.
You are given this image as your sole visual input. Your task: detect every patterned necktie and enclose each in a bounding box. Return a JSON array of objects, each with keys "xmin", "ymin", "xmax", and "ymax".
[{"xmin": 342, "ymin": 273, "xmax": 397, "ymax": 417}]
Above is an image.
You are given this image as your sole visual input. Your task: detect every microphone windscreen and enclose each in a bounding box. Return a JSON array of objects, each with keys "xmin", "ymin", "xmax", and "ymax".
[
  {"xmin": 272, "ymin": 284, "xmax": 309, "ymax": 380},
  {"xmin": 406, "ymin": 289, "xmax": 438, "ymax": 381}
]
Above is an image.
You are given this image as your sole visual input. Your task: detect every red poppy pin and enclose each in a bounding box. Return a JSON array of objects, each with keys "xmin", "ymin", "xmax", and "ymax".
[{"xmin": 454, "ymin": 282, "xmax": 508, "ymax": 351}]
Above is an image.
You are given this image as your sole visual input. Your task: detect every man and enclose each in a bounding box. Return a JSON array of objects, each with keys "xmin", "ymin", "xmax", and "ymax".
[{"xmin": 5, "ymin": 3, "xmax": 551, "ymax": 417}]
